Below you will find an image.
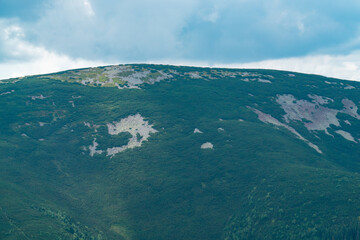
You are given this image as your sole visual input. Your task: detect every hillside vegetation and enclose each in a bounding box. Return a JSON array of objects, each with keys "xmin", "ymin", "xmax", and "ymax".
[{"xmin": 1, "ymin": 64, "xmax": 360, "ymax": 239}]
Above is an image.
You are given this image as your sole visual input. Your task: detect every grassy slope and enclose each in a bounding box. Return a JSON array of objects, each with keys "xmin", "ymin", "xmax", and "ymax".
[{"xmin": 1, "ymin": 65, "xmax": 360, "ymax": 239}]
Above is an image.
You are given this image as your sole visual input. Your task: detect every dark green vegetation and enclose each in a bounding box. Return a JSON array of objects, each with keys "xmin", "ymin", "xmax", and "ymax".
[{"xmin": 1, "ymin": 64, "xmax": 360, "ymax": 239}]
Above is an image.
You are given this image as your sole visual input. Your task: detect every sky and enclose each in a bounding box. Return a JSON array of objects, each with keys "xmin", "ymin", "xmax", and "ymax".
[{"xmin": 1, "ymin": 0, "xmax": 360, "ymax": 80}]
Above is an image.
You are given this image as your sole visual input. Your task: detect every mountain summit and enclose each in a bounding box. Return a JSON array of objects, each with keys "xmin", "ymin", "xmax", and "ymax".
[{"xmin": 1, "ymin": 64, "xmax": 360, "ymax": 239}]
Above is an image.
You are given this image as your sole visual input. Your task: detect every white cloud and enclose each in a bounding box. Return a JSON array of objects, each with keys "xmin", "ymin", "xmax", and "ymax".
[
  {"xmin": 82, "ymin": 0, "xmax": 95, "ymax": 16},
  {"xmin": 0, "ymin": 52, "xmax": 106, "ymax": 80},
  {"xmin": 0, "ymin": 22, "xmax": 106, "ymax": 79},
  {"xmin": 218, "ymin": 51, "xmax": 360, "ymax": 81}
]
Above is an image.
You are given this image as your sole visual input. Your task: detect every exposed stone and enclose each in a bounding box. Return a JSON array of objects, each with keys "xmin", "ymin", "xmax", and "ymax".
[
  {"xmin": 276, "ymin": 94, "xmax": 339, "ymax": 134},
  {"xmin": 30, "ymin": 94, "xmax": 47, "ymax": 100},
  {"xmin": 257, "ymin": 78, "xmax": 272, "ymax": 83},
  {"xmin": 194, "ymin": 128, "xmax": 203, "ymax": 133},
  {"xmin": 341, "ymin": 99, "xmax": 360, "ymax": 120},
  {"xmin": 64, "ymin": 65, "xmax": 173, "ymax": 89},
  {"xmin": 106, "ymin": 114, "xmax": 158, "ymax": 157},
  {"xmin": 89, "ymin": 138, "xmax": 103, "ymax": 157},
  {"xmin": 276, "ymin": 94, "xmax": 360, "ymax": 142},
  {"xmin": 0, "ymin": 90, "xmax": 14, "ymax": 96},
  {"xmin": 335, "ymin": 130, "xmax": 357, "ymax": 143},
  {"xmin": 325, "ymin": 81, "xmax": 336, "ymax": 85},
  {"xmin": 344, "ymin": 85, "xmax": 355, "ymax": 90},
  {"xmin": 344, "ymin": 120, "xmax": 351, "ymax": 125},
  {"xmin": 188, "ymin": 72, "xmax": 202, "ymax": 79},
  {"xmin": 308, "ymin": 94, "xmax": 333, "ymax": 105},
  {"xmin": 201, "ymin": 142, "xmax": 214, "ymax": 149},
  {"xmin": 249, "ymin": 106, "xmax": 322, "ymax": 154}
]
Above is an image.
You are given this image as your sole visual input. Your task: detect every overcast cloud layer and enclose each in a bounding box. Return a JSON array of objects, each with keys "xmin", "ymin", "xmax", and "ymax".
[{"xmin": 1, "ymin": 0, "xmax": 360, "ymax": 80}]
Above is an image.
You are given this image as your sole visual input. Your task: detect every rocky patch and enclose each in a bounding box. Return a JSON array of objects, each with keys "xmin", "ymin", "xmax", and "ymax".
[
  {"xmin": 194, "ymin": 128, "xmax": 203, "ymax": 133},
  {"xmin": 201, "ymin": 142, "xmax": 214, "ymax": 149},
  {"xmin": 69, "ymin": 101, "xmax": 75, "ymax": 108},
  {"xmin": 89, "ymin": 138, "xmax": 103, "ymax": 157},
  {"xmin": 344, "ymin": 120, "xmax": 351, "ymax": 125},
  {"xmin": 344, "ymin": 85, "xmax": 355, "ymax": 90},
  {"xmin": 335, "ymin": 130, "xmax": 357, "ymax": 143},
  {"xmin": 249, "ymin": 107, "xmax": 322, "ymax": 154},
  {"xmin": 45, "ymin": 65, "xmax": 173, "ymax": 89},
  {"xmin": 85, "ymin": 114, "xmax": 158, "ymax": 157},
  {"xmin": 0, "ymin": 90, "xmax": 14, "ymax": 96},
  {"xmin": 30, "ymin": 94, "xmax": 48, "ymax": 100},
  {"xmin": 276, "ymin": 94, "xmax": 360, "ymax": 135},
  {"xmin": 106, "ymin": 114, "xmax": 158, "ymax": 157}
]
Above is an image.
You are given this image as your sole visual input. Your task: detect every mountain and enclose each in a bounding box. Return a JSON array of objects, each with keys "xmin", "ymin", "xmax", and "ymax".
[{"xmin": 1, "ymin": 64, "xmax": 360, "ymax": 240}]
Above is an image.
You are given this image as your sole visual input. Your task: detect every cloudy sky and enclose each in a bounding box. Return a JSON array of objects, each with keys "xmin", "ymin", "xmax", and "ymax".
[{"xmin": 1, "ymin": 0, "xmax": 360, "ymax": 80}]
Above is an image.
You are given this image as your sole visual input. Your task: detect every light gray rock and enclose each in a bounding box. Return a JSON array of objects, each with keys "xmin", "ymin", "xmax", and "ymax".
[
  {"xmin": 249, "ymin": 106, "xmax": 322, "ymax": 154},
  {"xmin": 201, "ymin": 142, "xmax": 214, "ymax": 149}
]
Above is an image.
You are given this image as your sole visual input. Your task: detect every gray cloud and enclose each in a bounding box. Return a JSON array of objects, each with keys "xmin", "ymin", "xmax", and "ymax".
[
  {"xmin": 25, "ymin": 0, "xmax": 199, "ymax": 62},
  {"xmin": 179, "ymin": 0, "xmax": 360, "ymax": 62},
  {"xmin": 2, "ymin": 0, "xmax": 360, "ymax": 65}
]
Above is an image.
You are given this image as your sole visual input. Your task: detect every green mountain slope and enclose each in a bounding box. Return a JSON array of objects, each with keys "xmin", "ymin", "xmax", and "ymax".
[{"xmin": 1, "ymin": 64, "xmax": 360, "ymax": 239}]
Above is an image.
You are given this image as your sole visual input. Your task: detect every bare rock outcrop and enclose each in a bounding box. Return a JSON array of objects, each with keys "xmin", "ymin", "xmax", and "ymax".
[{"xmin": 249, "ymin": 107, "xmax": 322, "ymax": 154}]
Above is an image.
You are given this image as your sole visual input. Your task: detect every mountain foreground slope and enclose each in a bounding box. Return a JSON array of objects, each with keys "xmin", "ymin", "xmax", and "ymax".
[{"xmin": 1, "ymin": 64, "xmax": 360, "ymax": 239}]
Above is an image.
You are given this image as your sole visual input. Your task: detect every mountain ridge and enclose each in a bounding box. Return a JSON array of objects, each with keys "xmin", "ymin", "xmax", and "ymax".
[{"xmin": 2, "ymin": 63, "xmax": 356, "ymax": 84}]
